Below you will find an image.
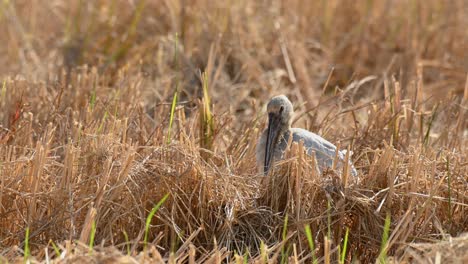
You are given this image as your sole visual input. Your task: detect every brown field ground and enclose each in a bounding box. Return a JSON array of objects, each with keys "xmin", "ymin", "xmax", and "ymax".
[{"xmin": 0, "ymin": 0, "xmax": 467, "ymax": 263}]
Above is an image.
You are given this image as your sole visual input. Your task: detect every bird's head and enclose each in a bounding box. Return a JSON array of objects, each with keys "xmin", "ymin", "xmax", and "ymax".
[
  {"xmin": 264, "ymin": 95, "xmax": 294, "ymax": 174},
  {"xmin": 266, "ymin": 95, "xmax": 294, "ymax": 128}
]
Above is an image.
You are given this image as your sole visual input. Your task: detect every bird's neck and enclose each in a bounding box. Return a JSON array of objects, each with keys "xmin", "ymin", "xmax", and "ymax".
[{"xmin": 277, "ymin": 125, "xmax": 291, "ymax": 141}]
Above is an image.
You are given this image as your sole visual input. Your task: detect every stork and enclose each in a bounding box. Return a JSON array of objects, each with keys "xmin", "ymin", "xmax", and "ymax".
[{"xmin": 256, "ymin": 95, "xmax": 357, "ymax": 177}]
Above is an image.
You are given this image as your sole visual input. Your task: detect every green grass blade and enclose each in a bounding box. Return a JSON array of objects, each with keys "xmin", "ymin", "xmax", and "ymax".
[
  {"xmin": 340, "ymin": 227, "xmax": 349, "ymax": 264},
  {"xmin": 424, "ymin": 103, "xmax": 439, "ymax": 146},
  {"xmin": 304, "ymin": 224, "xmax": 317, "ymax": 264},
  {"xmin": 260, "ymin": 240, "xmax": 267, "ymax": 263},
  {"xmin": 24, "ymin": 226, "xmax": 30, "ymax": 261},
  {"xmin": 166, "ymin": 33, "xmax": 179, "ymax": 144},
  {"xmin": 89, "ymin": 220, "xmax": 96, "ymax": 254},
  {"xmin": 89, "ymin": 88, "xmax": 96, "ymax": 110},
  {"xmin": 378, "ymin": 213, "xmax": 391, "ymax": 263},
  {"xmin": 281, "ymin": 214, "xmax": 289, "ymax": 264},
  {"xmin": 122, "ymin": 230, "xmax": 130, "ymax": 255},
  {"xmin": 97, "ymin": 110, "xmax": 108, "ymax": 133},
  {"xmin": 109, "ymin": 0, "xmax": 146, "ymax": 62},
  {"xmin": 49, "ymin": 239, "xmax": 61, "ymax": 257},
  {"xmin": 127, "ymin": 0, "xmax": 146, "ymax": 37},
  {"xmin": 173, "ymin": 32, "xmax": 178, "ymax": 71},
  {"xmin": 144, "ymin": 193, "xmax": 170, "ymax": 250},
  {"xmin": 166, "ymin": 86, "xmax": 178, "ymax": 144}
]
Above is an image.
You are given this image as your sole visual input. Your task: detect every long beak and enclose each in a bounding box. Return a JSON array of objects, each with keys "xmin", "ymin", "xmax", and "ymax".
[{"xmin": 264, "ymin": 113, "xmax": 281, "ymax": 174}]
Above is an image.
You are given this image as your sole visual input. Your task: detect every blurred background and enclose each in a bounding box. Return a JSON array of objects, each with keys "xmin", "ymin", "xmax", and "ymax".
[{"xmin": 1, "ymin": 0, "xmax": 466, "ymax": 112}]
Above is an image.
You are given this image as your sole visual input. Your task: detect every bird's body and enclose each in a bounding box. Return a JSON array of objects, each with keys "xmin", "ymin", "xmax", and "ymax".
[{"xmin": 256, "ymin": 95, "xmax": 357, "ymax": 177}]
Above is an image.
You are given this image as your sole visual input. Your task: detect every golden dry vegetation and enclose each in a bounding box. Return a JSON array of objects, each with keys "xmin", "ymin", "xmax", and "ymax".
[{"xmin": 0, "ymin": 0, "xmax": 467, "ymax": 263}]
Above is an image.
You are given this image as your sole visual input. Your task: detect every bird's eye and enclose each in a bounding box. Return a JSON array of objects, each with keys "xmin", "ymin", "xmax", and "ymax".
[{"xmin": 279, "ymin": 106, "xmax": 284, "ymax": 113}]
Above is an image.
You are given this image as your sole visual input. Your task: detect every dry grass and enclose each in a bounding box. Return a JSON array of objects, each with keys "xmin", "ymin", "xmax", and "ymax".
[{"xmin": 0, "ymin": 0, "xmax": 467, "ymax": 263}]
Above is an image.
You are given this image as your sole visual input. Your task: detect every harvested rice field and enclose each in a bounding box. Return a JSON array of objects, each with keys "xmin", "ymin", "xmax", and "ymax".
[{"xmin": 0, "ymin": 0, "xmax": 467, "ymax": 263}]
